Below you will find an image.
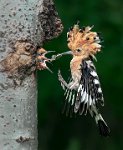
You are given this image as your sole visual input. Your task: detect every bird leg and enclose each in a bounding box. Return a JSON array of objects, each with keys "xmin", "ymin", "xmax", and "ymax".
[{"xmin": 58, "ymin": 70, "xmax": 76, "ymax": 90}]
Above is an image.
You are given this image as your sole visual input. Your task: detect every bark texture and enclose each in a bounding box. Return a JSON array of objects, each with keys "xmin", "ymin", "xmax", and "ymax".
[{"xmin": 0, "ymin": 0, "xmax": 63, "ymax": 149}]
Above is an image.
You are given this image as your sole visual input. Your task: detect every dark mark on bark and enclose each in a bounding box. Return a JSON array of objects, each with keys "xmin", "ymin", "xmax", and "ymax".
[
  {"xmin": 16, "ymin": 136, "xmax": 35, "ymax": 143},
  {"xmin": 0, "ymin": 115, "xmax": 4, "ymax": 118}
]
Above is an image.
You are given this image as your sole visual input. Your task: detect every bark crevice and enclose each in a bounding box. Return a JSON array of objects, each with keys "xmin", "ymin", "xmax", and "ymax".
[{"xmin": 37, "ymin": 0, "xmax": 63, "ymax": 42}]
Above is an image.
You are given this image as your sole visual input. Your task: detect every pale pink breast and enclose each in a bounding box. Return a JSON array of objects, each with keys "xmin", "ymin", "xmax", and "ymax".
[{"xmin": 70, "ymin": 57, "xmax": 82, "ymax": 81}]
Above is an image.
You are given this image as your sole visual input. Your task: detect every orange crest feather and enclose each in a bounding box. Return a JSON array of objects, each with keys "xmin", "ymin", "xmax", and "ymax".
[{"xmin": 67, "ymin": 23, "xmax": 102, "ymax": 56}]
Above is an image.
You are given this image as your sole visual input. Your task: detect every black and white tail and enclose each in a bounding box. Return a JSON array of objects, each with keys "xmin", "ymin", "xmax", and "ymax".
[
  {"xmin": 95, "ymin": 113, "xmax": 110, "ymax": 136},
  {"xmin": 90, "ymin": 105, "xmax": 110, "ymax": 137}
]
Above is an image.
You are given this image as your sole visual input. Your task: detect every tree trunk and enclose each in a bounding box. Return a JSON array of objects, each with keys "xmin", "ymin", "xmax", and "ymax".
[{"xmin": 0, "ymin": 0, "xmax": 63, "ymax": 149}]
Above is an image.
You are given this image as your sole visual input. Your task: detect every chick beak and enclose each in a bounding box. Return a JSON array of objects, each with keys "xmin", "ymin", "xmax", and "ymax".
[
  {"xmin": 45, "ymin": 65, "xmax": 53, "ymax": 73},
  {"xmin": 44, "ymin": 58, "xmax": 53, "ymax": 73},
  {"xmin": 45, "ymin": 51, "xmax": 55, "ymax": 55},
  {"xmin": 44, "ymin": 51, "xmax": 55, "ymax": 73}
]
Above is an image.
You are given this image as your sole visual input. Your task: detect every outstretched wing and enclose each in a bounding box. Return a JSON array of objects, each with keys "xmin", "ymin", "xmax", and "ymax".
[
  {"xmin": 62, "ymin": 88, "xmax": 76, "ymax": 116},
  {"xmin": 58, "ymin": 71, "xmax": 77, "ymax": 116},
  {"xmin": 74, "ymin": 58, "xmax": 104, "ymax": 115}
]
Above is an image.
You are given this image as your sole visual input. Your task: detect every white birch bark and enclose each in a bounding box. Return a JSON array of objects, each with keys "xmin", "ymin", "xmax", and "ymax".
[{"xmin": 0, "ymin": 0, "xmax": 63, "ymax": 149}]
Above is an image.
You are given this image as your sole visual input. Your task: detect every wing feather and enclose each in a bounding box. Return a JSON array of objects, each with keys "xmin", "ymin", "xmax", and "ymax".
[
  {"xmin": 74, "ymin": 58, "xmax": 104, "ymax": 115},
  {"xmin": 60, "ymin": 58, "xmax": 104, "ymax": 116}
]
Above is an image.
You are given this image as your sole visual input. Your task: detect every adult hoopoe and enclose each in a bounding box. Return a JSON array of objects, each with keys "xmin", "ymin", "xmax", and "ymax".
[{"xmin": 58, "ymin": 23, "xmax": 110, "ymax": 136}]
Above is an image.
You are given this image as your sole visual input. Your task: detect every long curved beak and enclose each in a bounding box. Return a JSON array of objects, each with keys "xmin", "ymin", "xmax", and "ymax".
[
  {"xmin": 60, "ymin": 51, "xmax": 73, "ymax": 55},
  {"xmin": 55, "ymin": 51, "xmax": 73, "ymax": 59},
  {"xmin": 51, "ymin": 51, "xmax": 73, "ymax": 61}
]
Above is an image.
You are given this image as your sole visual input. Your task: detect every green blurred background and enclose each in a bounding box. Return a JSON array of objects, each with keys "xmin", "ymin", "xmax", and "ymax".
[{"xmin": 38, "ymin": 0, "xmax": 123, "ymax": 149}]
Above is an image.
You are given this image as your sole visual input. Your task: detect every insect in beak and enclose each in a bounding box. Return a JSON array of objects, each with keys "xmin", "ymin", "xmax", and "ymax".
[{"xmin": 50, "ymin": 51, "xmax": 73, "ymax": 61}]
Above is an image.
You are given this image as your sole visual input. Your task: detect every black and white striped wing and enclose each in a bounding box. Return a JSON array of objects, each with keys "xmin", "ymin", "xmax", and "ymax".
[
  {"xmin": 62, "ymin": 88, "xmax": 76, "ymax": 116},
  {"xmin": 58, "ymin": 73, "xmax": 76, "ymax": 116},
  {"xmin": 74, "ymin": 59, "xmax": 104, "ymax": 115}
]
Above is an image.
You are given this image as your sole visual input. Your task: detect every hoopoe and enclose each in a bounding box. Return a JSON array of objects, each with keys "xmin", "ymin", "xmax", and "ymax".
[
  {"xmin": 36, "ymin": 48, "xmax": 54, "ymax": 73},
  {"xmin": 58, "ymin": 23, "xmax": 110, "ymax": 136}
]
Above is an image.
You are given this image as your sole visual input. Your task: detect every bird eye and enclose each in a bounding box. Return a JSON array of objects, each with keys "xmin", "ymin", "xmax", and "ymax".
[
  {"xmin": 94, "ymin": 37, "xmax": 96, "ymax": 40},
  {"xmin": 37, "ymin": 52, "xmax": 43, "ymax": 56},
  {"xmin": 40, "ymin": 52, "xmax": 44, "ymax": 55},
  {"xmin": 86, "ymin": 37, "xmax": 89, "ymax": 40},
  {"xmin": 77, "ymin": 49, "xmax": 81, "ymax": 52}
]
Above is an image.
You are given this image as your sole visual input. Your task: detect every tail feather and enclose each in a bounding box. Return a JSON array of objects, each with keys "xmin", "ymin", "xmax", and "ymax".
[
  {"xmin": 95, "ymin": 114, "xmax": 110, "ymax": 137},
  {"xmin": 98, "ymin": 119, "xmax": 110, "ymax": 136}
]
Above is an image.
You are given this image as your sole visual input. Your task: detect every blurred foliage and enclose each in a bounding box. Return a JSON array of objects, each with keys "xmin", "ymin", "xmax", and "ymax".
[{"xmin": 38, "ymin": 0, "xmax": 123, "ymax": 149}]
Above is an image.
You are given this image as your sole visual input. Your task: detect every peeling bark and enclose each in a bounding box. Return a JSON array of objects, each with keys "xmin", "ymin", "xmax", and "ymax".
[{"xmin": 0, "ymin": 0, "xmax": 63, "ymax": 149}]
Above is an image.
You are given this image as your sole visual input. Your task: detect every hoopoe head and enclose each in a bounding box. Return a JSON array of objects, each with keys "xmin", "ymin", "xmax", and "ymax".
[
  {"xmin": 37, "ymin": 48, "xmax": 48, "ymax": 56},
  {"xmin": 67, "ymin": 23, "xmax": 102, "ymax": 57}
]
